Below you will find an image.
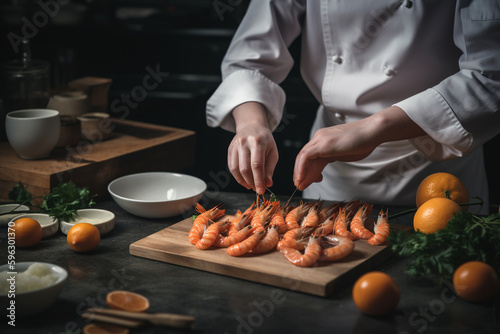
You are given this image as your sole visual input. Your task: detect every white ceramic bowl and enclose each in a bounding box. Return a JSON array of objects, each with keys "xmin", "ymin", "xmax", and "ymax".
[
  {"xmin": 5, "ymin": 109, "xmax": 60, "ymax": 159},
  {"xmin": 0, "ymin": 262, "xmax": 67, "ymax": 316},
  {"xmin": 60, "ymin": 208, "xmax": 115, "ymax": 235},
  {"xmin": 11, "ymin": 213, "xmax": 59, "ymax": 239},
  {"xmin": 108, "ymin": 172, "xmax": 207, "ymax": 218},
  {"xmin": 0, "ymin": 204, "xmax": 30, "ymax": 227}
]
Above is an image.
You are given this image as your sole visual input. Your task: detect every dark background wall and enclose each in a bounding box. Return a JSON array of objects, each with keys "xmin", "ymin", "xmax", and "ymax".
[
  {"xmin": 1, "ymin": 0, "xmax": 498, "ymax": 208},
  {"xmin": 0, "ymin": 0, "xmax": 317, "ymax": 198}
]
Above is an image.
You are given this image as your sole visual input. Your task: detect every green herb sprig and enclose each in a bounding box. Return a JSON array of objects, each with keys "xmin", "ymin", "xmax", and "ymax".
[
  {"xmin": 389, "ymin": 211, "xmax": 500, "ymax": 281},
  {"xmin": 3, "ymin": 181, "xmax": 96, "ymax": 222}
]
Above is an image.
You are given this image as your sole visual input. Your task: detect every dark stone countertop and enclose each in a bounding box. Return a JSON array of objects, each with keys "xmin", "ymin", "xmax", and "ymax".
[{"xmin": 1, "ymin": 192, "xmax": 499, "ymax": 334}]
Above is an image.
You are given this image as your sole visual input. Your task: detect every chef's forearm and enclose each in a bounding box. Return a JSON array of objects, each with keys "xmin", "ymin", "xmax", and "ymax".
[
  {"xmin": 233, "ymin": 102, "xmax": 271, "ymax": 132},
  {"xmin": 369, "ymin": 106, "xmax": 426, "ymax": 145}
]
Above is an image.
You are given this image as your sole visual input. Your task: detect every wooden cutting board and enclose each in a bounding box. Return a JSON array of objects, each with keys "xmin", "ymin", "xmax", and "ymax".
[{"xmin": 130, "ymin": 217, "xmax": 411, "ymax": 297}]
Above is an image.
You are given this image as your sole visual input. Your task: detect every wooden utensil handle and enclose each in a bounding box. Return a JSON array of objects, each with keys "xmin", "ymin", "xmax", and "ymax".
[
  {"xmin": 88, "ymin": 308, "xmax": 149, "ymax": 320},
  {"xmin": 153, "ymin": 313, "xmax": 196, "ymax": 329},
  {"xmin": 87, "ymin": 308, "xmax": 196, "ymax": 329},
  {"xmin": 82, "ymin": 312, "xmax": 144, "ymax": 328}
]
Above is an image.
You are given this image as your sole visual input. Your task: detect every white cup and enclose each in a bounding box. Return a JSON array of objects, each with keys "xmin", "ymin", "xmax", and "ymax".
[{"xmin": 5, "ymin": 109, "xmax": 60, "ymax": 159}]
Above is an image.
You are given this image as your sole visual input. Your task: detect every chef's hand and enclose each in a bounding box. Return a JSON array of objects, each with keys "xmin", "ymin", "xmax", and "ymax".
[
  {"xmin": 293, "ymin": 119, "xmax": 378, "ymax": 190},
  {"xmin": 229, "ymin": 102, "xmax": 278, "ymax": 195},
  {"xmin": 293, "ymin": 106, "xmax": 426, "ymax": 190}
]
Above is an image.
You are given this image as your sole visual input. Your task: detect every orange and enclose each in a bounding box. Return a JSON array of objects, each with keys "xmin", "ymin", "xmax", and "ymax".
[
  {"xmin": 416, "ymin": 172, "xmax": 469, "ymax": 208},
  {"xmin": 83, "ymin": 323, "xmax": 129, "ymax": 334},
  {"xmin": 413, "ymin": 197, "xmax": 461, "ymax": 234},
  {"xmin": 67, "ymin": 223, "xmax": 100, "ymax": 253},
  {"xmin": 12, "ymin": 217, "xmax": 42, "ymax": 248},
  {"xmin": 106, "ymin": 290, "xmax": 150, "ymax": 312},
  {"xmin": 352, "ymin": 271, "xmax": 400, "ymax": 316},
  {"xmin": 453, "ymin": 261, "xmax": 498, "ymax": 303}
]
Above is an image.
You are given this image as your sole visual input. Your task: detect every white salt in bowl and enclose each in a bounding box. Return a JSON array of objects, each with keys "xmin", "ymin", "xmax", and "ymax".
[
  {"xmin": 108, "ymin": 172, "xmax": 207, "ymax": 218},
  {"xmin": 0, "ymin": 262, "xmax": 67, "ymax": 316}
]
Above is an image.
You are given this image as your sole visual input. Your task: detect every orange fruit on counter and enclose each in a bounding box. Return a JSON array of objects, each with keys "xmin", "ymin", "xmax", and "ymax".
[
  {"xmin": 453, "ymin": 261, "xmax": 498, "ymax": 303},
  {"xmin": 106, "ymin": 290, "xmax": 150, "ymax": 312},
  {"xmin": 67, "ymin": 223, "xmax": 100, "ymax": 253},
  {"xmin": 413, "ymin": 197, "xmax": 461, "ymax": 234},
  {"xmin": 352, "ymin": 271, "xmax": 400, "ymax": 316},
  {"xmin": 12, "ymin": 217, "xmax": 42, "ymax": 248},
  {"xmin": 83, "ymin": 323, "xmax": 130, "ymax": 334},
  {"xmin": 416, "ymin": 172, "xmax": 469, "ymax": 208}
]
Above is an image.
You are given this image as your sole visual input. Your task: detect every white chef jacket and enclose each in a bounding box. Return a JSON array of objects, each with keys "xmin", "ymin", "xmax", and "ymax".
[{"xmin": 206, "ymin": 0, "xmax": 500, "ymax": 213}]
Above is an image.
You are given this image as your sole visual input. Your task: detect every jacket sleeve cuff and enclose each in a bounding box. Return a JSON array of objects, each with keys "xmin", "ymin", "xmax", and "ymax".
[
  {"xmin": 394, "ymin": 88, "xmax": 473, "ymax": 161},
  {"xmin": 206, "ymin": 69, "xmax": 286, "ymax": 132}
]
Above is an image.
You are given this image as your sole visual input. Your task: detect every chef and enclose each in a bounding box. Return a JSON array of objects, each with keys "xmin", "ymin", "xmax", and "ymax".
[{"xmin": 206, "ymin": 0, "xmax": 500, "ymax": 214}]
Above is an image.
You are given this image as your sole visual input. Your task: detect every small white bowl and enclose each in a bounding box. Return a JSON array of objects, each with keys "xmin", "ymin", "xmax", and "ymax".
[
  {"xmin": 10, "ymin": 213, "xmax": 58, "ymax": 239},
  {"xmin": 60, "ymin": 208, "xmax": 115, "ymax": 235},
  {"xmin": 108, "ymin": 172, "xmax": 207, "ymax": 218},
  {"xmin": 0, "ymin": 204, "xmax": 30, "ymax": 227},
  {"xmin": 5, "ymin": 109, "xmax": 60, "ymax": 159},
  {"xmin": 0, "ymin": 262, "xmax": 68, "ymax": 316}
]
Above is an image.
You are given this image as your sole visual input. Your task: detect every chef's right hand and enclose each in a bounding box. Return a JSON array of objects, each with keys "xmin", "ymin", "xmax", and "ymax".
[{"xmin": 228, "ymin": 102, "xmax": 278, "ymax": 195}]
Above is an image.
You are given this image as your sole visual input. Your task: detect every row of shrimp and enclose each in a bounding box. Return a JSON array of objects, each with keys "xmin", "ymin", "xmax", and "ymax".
[{"xmin": 188, "ymin": 197, "xmax": 390, "ymax": 267}]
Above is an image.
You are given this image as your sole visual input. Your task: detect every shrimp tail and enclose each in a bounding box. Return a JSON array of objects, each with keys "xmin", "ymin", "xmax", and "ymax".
[{"xmin": 195, "ymin": 203, "xmax": 207, "ymax": 214}]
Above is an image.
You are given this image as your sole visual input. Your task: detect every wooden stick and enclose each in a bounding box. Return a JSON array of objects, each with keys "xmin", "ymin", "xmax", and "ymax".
[
  {"xmin": 86, "ymin": 308, "xmax": 196, "ymax": 329},
  {"xmin": 82, "ymin": 312, "xmax": 144, "ymax": 328}
]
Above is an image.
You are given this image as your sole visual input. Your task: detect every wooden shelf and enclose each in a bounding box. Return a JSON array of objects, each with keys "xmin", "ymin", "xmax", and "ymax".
[{"xmin": 0, "ymin": 118, "xmax": 196, "ymax": 202}]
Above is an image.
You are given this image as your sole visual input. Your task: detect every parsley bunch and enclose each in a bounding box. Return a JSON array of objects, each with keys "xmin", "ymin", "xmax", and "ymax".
[
  {"xmin": 4, "ymin": 181, "xmax": 96, "ymax": 222},
  {"xmin": 389, "ymin": 211, "xmax": 500, "ymax": 281}
]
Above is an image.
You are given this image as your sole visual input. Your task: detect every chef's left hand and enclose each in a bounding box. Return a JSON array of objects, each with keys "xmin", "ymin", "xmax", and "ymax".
[
  {"xmin": 293, "ymin": 118, "xmax": 378, "ymax": 190},
  {"xmin": 293, "ymin": 106, "xmax": 426, "ymax": 190}
]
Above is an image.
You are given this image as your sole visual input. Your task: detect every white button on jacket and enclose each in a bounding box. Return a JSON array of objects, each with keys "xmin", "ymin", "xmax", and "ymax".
[{"xmin": 206, "ymin": 0, "xmax": 500, "ymax": 211}]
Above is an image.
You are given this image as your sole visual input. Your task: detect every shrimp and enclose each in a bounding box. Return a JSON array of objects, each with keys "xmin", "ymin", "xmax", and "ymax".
[
  {"xmin": 368, "ymin": 209, "xmax": 390, "ymax": 246},
  {"xmin": 228, "ymin": 204, "xmax": 256, "ymax": 236},
  {"xmin": 242, "ymin": 202, "xmax": 257, "ymax": 217},
  {"xmin": 270, "ymin": 205, "xmax": 291, "ymax": 234},
  {"xmin": 277, "ymin": 226, "xmax": 315, "ymax": 251},
  {"xmin": 192, "ymin": 203, "xmax": 225, "ymax": 227},
  {"xmin": 252, "ymin": 225, "xmax": 280, "ymax": 254},
  {"xmin": 188, "ymin": 219, "xmax": 207, "ymax": 245},
  {"xmin": 285, "ymin": 202, "xmax": 310, "ymax": 230},
  {"xmin": 213, "ymin": 224, "xmax": 254, "ymax": 248},
  {"xmin": 227, "ymin": 229, "xmax": 265, "ymax": 256},
  {"xmin": 251, "ymin": 201, "xmax": 280, "ymax": 229},
  {"xmin": 281, "ymin": 236, "xmax": 322, "ymax": 267},
  {"xmin": 342, "ymin": 199, "xmax": 362, "ymax": 217},
  {"xmin": 195, "ymin": 220, "xmax": 230, "ymax": 250},
  {"xmin": 350, "ymin": 202, "xmax": 374, "ymax": 239},
  {"xmin": 318, "ymin": 201, "xmax": 341, "ymax": 222},
  {"xmin": 318, "ymin": 235, "xmax": 355, "ymax": 262},
  {"xmin": 301, "ymin": 202, "xmax": 321, "ymax": 229},
  {"xmin": 334, "ymin": 207, "xmax": 359, "ymax": 241},
  {"xmin": 189, "ymin": 203, "xmax": 225, "ymax": 245},
  {"xmin": 314, "ymin": 211, "xmax": 338, "ymax": 237}
]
